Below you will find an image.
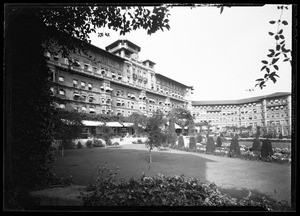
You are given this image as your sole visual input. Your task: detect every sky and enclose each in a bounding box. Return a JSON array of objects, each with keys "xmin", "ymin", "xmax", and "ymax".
[{"xmin": 89, "ymin": 4, "xmax": 293, "ymax": 101}]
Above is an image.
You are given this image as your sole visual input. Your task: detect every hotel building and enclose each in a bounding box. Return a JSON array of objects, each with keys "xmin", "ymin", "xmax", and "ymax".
[
  {"xmin": 48, "ymin": 39, "xmax": 193, "ymax": 117},
  {"xmin": 190, "ymin": 92, "xmax": 292, "ymax": 136},
  {"xmin": 48, "ymin": 38, "xmax": 291, "ymax": 136}
]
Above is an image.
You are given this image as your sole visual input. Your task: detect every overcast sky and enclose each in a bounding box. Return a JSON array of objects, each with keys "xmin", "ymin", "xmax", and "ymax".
[{"xmin": 89, "ymin": 4, "xmax": 292, "ymax": 101}]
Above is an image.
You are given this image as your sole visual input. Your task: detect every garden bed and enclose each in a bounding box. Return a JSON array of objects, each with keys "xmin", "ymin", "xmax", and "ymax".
[{"xmin": 171, "ymin": 142, "xmax": 291, "ymax": 165}]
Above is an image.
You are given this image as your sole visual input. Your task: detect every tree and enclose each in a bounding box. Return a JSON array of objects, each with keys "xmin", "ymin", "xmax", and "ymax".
[
  {"xmin": 126, "ymin": 112, "xmax": 147, "ymax": 136},
  {"xmin": 53, "ymin": 109, "xmax": 83, "ymax": 156},
  {"xmin": 229, "ymin": 134, "xmax": 241, "ymax": 156},
  {"xmin": 144, "ymin": 111, "xmax": 167, "ymax": 164},
  {"xmin": 168, "ymin": 107, "xmax": 194, "ymax": 135},
  {"xmin": 4, "ymin": 4, "xmax": 172, "ymax": 199}
]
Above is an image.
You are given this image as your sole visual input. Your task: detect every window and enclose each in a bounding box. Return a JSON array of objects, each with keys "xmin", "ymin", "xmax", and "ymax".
[
  {"xmin": 82, "ymin": 106, "xmax": 87, "ymax": 112},
  {"xmin": 59, "ymin": 89, "xmax": 65, "ymax": 96},
  {"xmin": 84, "ymin": 63, "xmax": 90, "ymax": 71},
  {"xmin": 73, "ymin": 80, "xmax": 78, "ymax": 88},
  {"xmin": 58, "ymin": 76, "xmax": 64, "ymax": 82},
  {"xmin": 89, "ymin": 96, "xmax": 94, "ymax": 102},
  {"xmin": 59, "ymin": 104, "xmax": 65, "ymax": 109},
  {"xmin": 53, "ymin": 55, "xmax": 59, "ymax": 61},
  {"xmin": 88, "ymin": 83, "xmax": 93, "ymax": 91},
  {"xmin": 81, "ymin": 81, "xmax": 86, "ymax": 89},
  {"xmin": 50, "ymin": 87, "xmax": 54, "ymax": 96},
  {"xmin": 81, "ymin": 94, "xmax": 87, "ymax": 101},
  {"xmin": 93, "ymin": 66, "xmax": 98, "ymax": 73}
]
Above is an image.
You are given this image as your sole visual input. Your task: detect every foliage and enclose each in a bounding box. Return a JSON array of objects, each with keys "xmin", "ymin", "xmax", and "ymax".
[
  {"xmin": 144, "ymin": 111, "xmax": 167, "ymax": 151},
  {"xmin": 261, "ymin": 139, "xmax": 274, "ymax": 159},
  {"xmin": 126, "ymin": 112, "xmax": 147, "ymax": 136},
  {"xmin": 6, "ymin": 11, "xmax": 56, "ymax": 190},
  {"xmin": 82, "ymin": 163, "xmax": 289, "ymax": 210},
  {"xmin": 98, "ymin": 125, "xmax": 114, "ymax": 146},
  {"xmin": 165, "ymin": 118, "xmax": 177, "ymax": 147},
  {"xmin": 178, "ymin": 135, "xmax": 185, "ymax": 148},
  {"xmin": 196, "ymin": 133, "xmax": 203, "ymax": 143},
  {"xmin": 53, "ymin": 110, "xmax": 83, "ymax": 146},
  {"xmin": 113, "ymin": 142, "xmax": 120, "ymax": 146},
  {"xmin": 206, "ymin": 137, "xmax": 215, "ymax": 154},
  {"xmin": 59, "ymin": 140, "xmax": 76, "ymax": 150},
  {"xmin": 169, "ymin": 107, "xmax": 194, "ymax": 132},
  {"xmin": 189, "ymin": 136, "xmax": 196, "ymax": 150},
  {"xmin": 77, "ymin": 141, "xmax": 83, "ymax": 149},
  {"xmin": 216, "ymin": 136, "xmax": 222, "ymax": 147},
  {"xmin": 278, "ymin": 133, "xmax": 283, "ymax": 139},
  {"xmin": 229, "ymin": 136, "xmax": 241, "ymax": 155},
  {"xmin": 251, "ymin": 138, "xmax": 262, "ymax": 151},
  {"xmin": 137, "ymin": 139, "xmax": 143, "ymax": 144},
  {"xmin": 93, "ymin": 139, "xmax": 104, "ymax": 147},
  {"xmin": 86, "ymin": 140, "xmax": 93, "ymax": 148},
  {"xmin": 256, "ymin": 5, "xmax": 291, "ymax": 89}
]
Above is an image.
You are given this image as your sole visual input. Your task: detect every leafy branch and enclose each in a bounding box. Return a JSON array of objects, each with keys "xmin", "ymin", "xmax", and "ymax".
[{"xmin": 255, "ymin": 5, "xmax": 291, "ymax": 89}]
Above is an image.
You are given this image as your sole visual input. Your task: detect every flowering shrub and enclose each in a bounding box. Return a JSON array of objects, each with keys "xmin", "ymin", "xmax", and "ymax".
[{"xmin": 81, "ymin": 163, "xmax": 290, "ymax": 211}]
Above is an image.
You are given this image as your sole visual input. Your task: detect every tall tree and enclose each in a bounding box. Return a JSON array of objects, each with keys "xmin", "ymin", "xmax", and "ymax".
[
  {"xmin": 144, "ymin": 110, "xmax": 166, "ymax": 164},
  {"xmin": 4, "ymin": 4, "xmax": 171, "ymax": 194}
]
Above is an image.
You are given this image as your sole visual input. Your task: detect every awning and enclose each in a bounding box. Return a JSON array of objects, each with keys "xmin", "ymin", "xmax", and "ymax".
[
  {"xmin": 122, "ymin": 122, "xmax": 134, "ymax": 127},
  {"xmin": 82, "ymin": 120, "xmax": 104, "ymax": 126},
  {"xmin": 106, "ymin": 122, "xmax": 123, "ymax": 127},
  {"xmin": 175, "ymin": 123, "xmax": 182, "ymax": 129}
]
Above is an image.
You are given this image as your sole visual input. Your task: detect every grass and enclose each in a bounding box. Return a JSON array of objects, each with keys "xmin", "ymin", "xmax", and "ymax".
[{"xmin": 52, "ymin": 144, "xmax": 291, "ymax": 204}]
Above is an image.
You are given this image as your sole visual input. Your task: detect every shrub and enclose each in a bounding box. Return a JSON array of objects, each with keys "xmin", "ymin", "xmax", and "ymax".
[
  {"xmin": 216, "ymin": 136, "xmax": 222, "ymax": 147},
  {"xmin": 59, "ymin": 140, "xmax": 75, "ymax": 150},
  {"xmin": 86, "ymin": 140, "xmax": 93, "ymax": 148},
  {"xmin": 137, "ymin": 139, "xmax": 143, "ymax": 144},
  {"xmin": 206, "ymin": 137, "xmax": 215, "ymax": 154},
  {"xmin": 178, "ymin": 135, "xmax": 184, "ymax": 148},
  {"xmin": 189, "ymin": 136, "xmax": 196, "ymax": 150},
  {"xmin": 229, "ymin": 136, "xmax": 240, "ymax": 155},
  {"xmin": 251, "ymin": 138, "xmax": 261, "ymax": 151},
  {"xmin": 196, "ymin": 134, "xmax": 203, "ymax": 143},
  {"xmin": 93, "ymin": 139, "xmax": 104, "ymax": 147},
  {"xmin": 279, "ymin": 134, "xmax": 283, "ymax": 139},
  {"xmin": 77, "ymin": 141, "xmax": 83, "ymax": 149},
  {"xmin": 113, "ymin": 142, "xmax": 119, "ymax": 146},
  {"xmin": 261, "ymin": 139, "xmax": 273, "ymax": 159},
  {"xmin": 82, "ymin": 164, "xmax": 287, "ymax": 210},
  {"xmin": 105, "ymin": 139, "xmax": 112, "ymax": 146}
]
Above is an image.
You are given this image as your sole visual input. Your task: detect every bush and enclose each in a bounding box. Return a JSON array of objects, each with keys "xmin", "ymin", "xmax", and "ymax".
[
  {"xmin": 105, "ymin": 139, "xmax": 112, "ymax": 146},
  {"xmin": 137, "ymin": 139, "xmax": 143, "ymax": 144},
  {"xmin": 279, "ymin": 134, "xmax": 283, "ymax": 139},
  {"xmin": 178, "ymin": 135, "xmax": 184, "ymax": 148},
  {"xmin": 86, "ymin": 140, "xmax": 93, "ymax": 148},
  {"xmin": 189, "ymin": 136, "xmax": 196, "ymax": 150},
  {"xmin": 196, "ymin": 134, "xmax": 203, "ymax": 143},
  {"xmin": 261, "ymin": 139, "xmax": 273, "ymax": 159},
  {"xmin": 229, "ymin": 136, "xmax": 241, "ymax": 155},
  {"xmin": 206, "ymin": 137, "xmax": 215, "ymax": 154},
  {"xmin": 77, "ymin": 141, "xmax": 83, "ymax": 149},
  {"xmin": 82, "ymin": 164, "xmax": 288, "ymax": 210},
  {"xmin": 59, "ymin": 140, "xmax": 75, "ymax": 150},
  {"xmin": 113, "ymin": 142, "xmax": 119, "ymax": 146},
  {"xmin": 93, "ymin": 139, "xmax": 104, "ymax": 147},
  {"xmin": 251, "ymin": 138, "xmax": 261, "ymax": 151},
  {"xmin": 216, "ymin": 136, "xmax": 222, "ymax": 147}
]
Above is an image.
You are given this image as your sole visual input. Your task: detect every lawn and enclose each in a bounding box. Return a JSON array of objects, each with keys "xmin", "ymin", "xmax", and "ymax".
[{"xmin": 52, "ymin": 144, "xmax": 291, "ymax": 203}]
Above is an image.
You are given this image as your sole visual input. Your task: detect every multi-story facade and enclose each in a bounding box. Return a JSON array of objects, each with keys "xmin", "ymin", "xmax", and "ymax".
[
  {"xmin": 48, "ymin": 38, "xmax": 291, "ymax": 136},
  {"xmin": 48, "ymin": 39, "xmax": 193, "ymax": 117},
  {"xmin": 191, "ymin": 92, "xmax": 292, "ymax": 136}
]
